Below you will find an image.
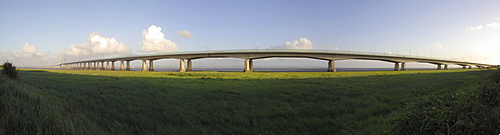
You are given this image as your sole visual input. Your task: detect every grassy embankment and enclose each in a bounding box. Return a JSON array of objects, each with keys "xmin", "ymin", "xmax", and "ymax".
[{"xmin": 0, "ymin": 68, "xmax": 496, "ymax": 134}]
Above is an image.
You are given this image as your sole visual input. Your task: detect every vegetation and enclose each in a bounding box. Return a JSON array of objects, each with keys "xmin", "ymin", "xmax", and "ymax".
[
  {"xmin": 0, "ymin": 68, "xmax": 496, "ymax": 134},
  {"xmin": 389, "ymin": 68, "xmax": 500, "ymax": 134},
  {"xmin": 1, "ymin": 62, "xmax": 18, "ymax": 80}
]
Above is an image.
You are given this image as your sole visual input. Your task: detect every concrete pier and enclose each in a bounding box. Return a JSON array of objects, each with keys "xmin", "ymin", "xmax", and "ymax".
[
  {"xmin": 468, "ymin": 66, "xmax": 472, "ymax": 69},
  {"xmin": 120, "ymin": 61, "xmax": 125, "ymax": 71},
  {"xmin": 401, "ymin": 62, "xmax": 407, "ymax": 71},
  {"xmin": 149, "ymin": 60, "xmax": 154, "ymax": 71},
  {"xmin": 444, "ymin": 64, "xmax": 448, "ymax": 70},
  {"xmin": 244, "ymin": 59, "xmax": 253, "ymax": 72},
  {"xmin": 394, "ymin": 63, "xmax": 400, "ymax": 71},
  {"xmin": 95, "ymin": 62, "xmax": 100, "ymax": 70},
  {"xmin": 106, "ymin": 61, "xmax": 110, "ymax": 70},
  {"xmin": 249, "ymin": 59, "xmax": 254, "ymax": 72},
  {"xmin": 179, "ymin": 59, "xmax": 186, "ymax": 72},
  {"xmin": 437, "ymin": 64, "xmax": 442, "ymax": 70},
  {"xmin": 111, "ymin": 61, "xmax": 115, "ymax": 70},
  {"xmin": 462, "ymin": 65, "xmax": 466, "ymax": 69},
  {"xmin": 100, "ymin": 62, "xmax": 105, "ymax": 70},
  {"xmin": 327, "ymin": 60, "xmax": 336, "ymax": 72},
  {"xmin": 126, "ymin": 61, "xmax": 131, "ymax": 71},
  {"xmin": 93, "ymin": 62, "xmax": 97, "ymax": 70},
  {"xmin": 141, "ymin": 60, "xmax": 147, "ymax": 71},
  {"xmin": 186, "ymin": 59, "xmax": 192, "ymax": 72}
]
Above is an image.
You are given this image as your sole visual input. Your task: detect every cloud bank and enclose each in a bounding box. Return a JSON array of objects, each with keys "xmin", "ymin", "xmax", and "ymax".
[
  {"xmin": 61, "ymin": 32, "xmax": 130, "ymax": 56},
  {"xmin": 0, "ymin": 43, "xmax": 57, "ymax": 66},
  {"xmin": 140, "ymin": 25, "xmax": 178, "ymax": 53},
  {"xmin": 271, "ymin": 38, "xmax": 313, "ymax": 49},
  {"xmin": 177, "ymin": 30, "xmax": 193, "ymax": 38}
]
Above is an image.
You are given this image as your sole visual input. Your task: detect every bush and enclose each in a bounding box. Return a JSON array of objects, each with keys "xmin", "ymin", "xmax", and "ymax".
[{"xmin": 2, "ymin": 62, "xmax": 18, "ymax": 80}]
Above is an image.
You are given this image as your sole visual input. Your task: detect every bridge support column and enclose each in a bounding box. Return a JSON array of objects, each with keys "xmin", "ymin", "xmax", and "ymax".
[
  {"xmin": 126, "ymin": 61, "xmax": 131, "ymax": 71},
  {"xmin": 120, "ymin": 61, "xmax": 125, "ymax": 71},
  {"xmin": 100, "ymin": 62, "xmax": 105, "ymax": 70},
  {"xmin": 394, "ymin": 63, "xmax": 400, "ymax": 71},
  {"xmin": 97, "ymin": 61, "xmax": 105, "ymax": 70},
  {"xmin": 106, "ymin": 61, "xmax": 110, "ymax": 70},
  {"xmin": 327, "ymin": 60, "xmax": 336, "ymax": 72},
  {"xmin": 111, "ymin": 61, "xmax": 115, "ymax": 70},
  {"xmin": 249, "ymin": 59, "xmax": 254, "ymax": 72},
  {"xmin": 93, "ymin": 62, "xmax": 98, "ymax": 70},
  {"xmin": 462, "ymin": 65, "xmax": 466, "ymax": 69},
  {"xmin": 444, "ymin": 64, "xmax": 448, "ymax": 70},
  {"xmin": 468, "ymin": 66, "xmax": 472, "ymax": 69},
  {"xmin": 401, "ymin": 62, "xmax": 407, "ymax": 71},
  {"xmin": 186, "ymin": 59, "xmax": 192, "ymax": 72},
  {"xmin": 141, "ymin": 60, "xmax": 147, "ymax": 71},
  {"xmin": 94, "ymin": 62, "xmax": 99, "ymax": 70},
  {"xmin": 149, "ymin": 60, "xmax": 154, "ymax": 71},
  {"xmin": 437, "ymin": 64, "xmax": 442, "ymax": 70},
  {"xmin": 244, "ymin": 59, "xmax": 253, "ymax": 72},
  {"xmin": 179, "ymin": 59, "xmax": 186, "ymax": 72}
]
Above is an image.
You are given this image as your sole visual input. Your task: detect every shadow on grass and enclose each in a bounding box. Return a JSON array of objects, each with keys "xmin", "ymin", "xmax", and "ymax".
[{"xmin": 5, "ymin": 69, "xmax": 494, "ymax": 134}]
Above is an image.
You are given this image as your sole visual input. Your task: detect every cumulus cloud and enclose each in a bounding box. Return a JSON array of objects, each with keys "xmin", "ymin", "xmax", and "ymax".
[
  {"xmin": 177, "ymin": 30, "xmax": 193, "ymax": 38},
  {"xmin": 62, "ymin": 32, "xmax": 130, "ymax": 56},
  {"xmin": 21, "ymin": 43, "xmax": 37, "ymax": 54},
  {"xmin": 466, "ymin": 25, "xmax": 483, "ymax": 32},
  {"xmin": 434, "ymin": 43, "xmax": 444, "ymax": 49},
  {"xmin": 140, "ymin": 25, "xmax": 179, "ymax": 53},
  {"xmin": 486, "ymin": 22, "xmax": 500, "ymax": 29},
  {"xmin": 271, "ymin": 38, "xmax": 313, "ymax": 49}
]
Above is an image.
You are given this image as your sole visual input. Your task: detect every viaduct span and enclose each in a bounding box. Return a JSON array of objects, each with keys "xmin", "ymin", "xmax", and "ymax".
[{"xmin": 60, "ymin": 49, "xmax": 495, "ymax": 72}]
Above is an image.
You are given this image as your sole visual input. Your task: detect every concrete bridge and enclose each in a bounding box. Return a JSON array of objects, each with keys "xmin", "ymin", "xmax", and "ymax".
[{"xmin": 60, "ymin": 49, "xmax": 495, "ymax": 72}]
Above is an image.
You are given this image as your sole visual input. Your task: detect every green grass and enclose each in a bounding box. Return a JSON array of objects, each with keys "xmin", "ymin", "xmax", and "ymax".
[{"xmin": 0, "ymin": 69, "xmax": 495, "ymax": 134}]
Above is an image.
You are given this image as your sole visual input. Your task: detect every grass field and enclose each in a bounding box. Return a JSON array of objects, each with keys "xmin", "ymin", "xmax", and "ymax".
[{"xmin": 0, "ymin": 69, "xmax": 495, "ymax": 134}]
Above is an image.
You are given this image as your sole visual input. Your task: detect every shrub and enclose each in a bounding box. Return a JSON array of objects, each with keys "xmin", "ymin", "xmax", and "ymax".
[{"xmin": 2, "ymin": 62, "xmax": 18, "ymax": 80}]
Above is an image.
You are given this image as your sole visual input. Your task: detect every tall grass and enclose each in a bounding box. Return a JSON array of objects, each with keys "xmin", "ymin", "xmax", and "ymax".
[
  {"xmin": 0, "ymin": 69, "xmax": 495, "ymax": 134},
  {"xmin": 389, "ymin": 69, "xmax": 500, "ymax": 134}
]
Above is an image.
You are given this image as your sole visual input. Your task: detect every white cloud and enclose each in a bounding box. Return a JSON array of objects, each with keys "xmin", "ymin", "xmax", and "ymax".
[
  {"xmin": 0, "ymin": 43, "xmax": 58, "ymax": 67},
  {"xmin": 434, "ymin": 43, "xmax": 443, "ymax": 49},
  {"xmin": 21, "ymin": 43, "xmax": 37, "ymax": 54},
  {"xmin": 486, "ymin": 22, "xmax": 500, "ymax": 29},
  {"xmin": 62, "ymin": 32, "xmax": 131, "ymax": 56},
  {"xmin": 384, "ymin": 50, "xmax": 392, "ymax": 54},
  {"xmin": 271, "ymin": 38, "xmax": 313, "ymax": 49},
  {"xmin": 465, "ymin": 25, "xmax": 483, "ymax": 32},
  {"xmin": 177, "ymin": 30, "xmax": 193, "ymax": 38},
  {"xmin": 140, "ymin": 25, "xmax": 179, "ymax": 53}
]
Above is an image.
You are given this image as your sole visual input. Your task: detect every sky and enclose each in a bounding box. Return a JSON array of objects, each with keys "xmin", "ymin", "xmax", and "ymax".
[{"xmin": 1, "ymin": 0, "xmax": 500, "ymax": 68}]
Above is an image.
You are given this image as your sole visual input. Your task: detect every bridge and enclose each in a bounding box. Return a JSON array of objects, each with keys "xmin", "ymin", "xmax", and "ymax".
[{"xmin": 60, "ymin": 49, "xmax": 495, "ymax": 72}]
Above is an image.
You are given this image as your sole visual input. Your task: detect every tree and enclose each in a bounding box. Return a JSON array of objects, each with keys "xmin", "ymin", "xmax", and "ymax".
[{"xmin": 2, "ymin": 61, "xmax": 19, "ymax": 80}]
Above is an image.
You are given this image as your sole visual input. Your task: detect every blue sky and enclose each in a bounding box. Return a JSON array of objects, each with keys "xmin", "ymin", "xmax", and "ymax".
[{"xmin": 1, "ymin": 0, "xmax": 500, "ymax": 68}]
